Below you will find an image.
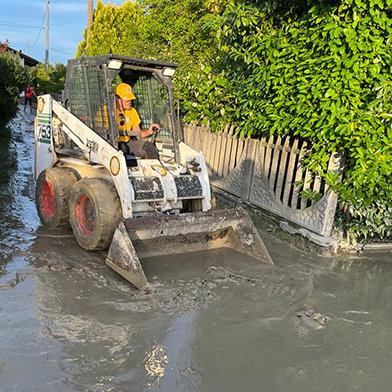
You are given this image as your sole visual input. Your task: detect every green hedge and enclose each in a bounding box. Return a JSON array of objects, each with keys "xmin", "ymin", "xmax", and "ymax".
[
  {"xmin": 77, "ymin": 0, "xmax": 392, "ymax": 241},
  {"xmin": 0, "ymin": 51, "xmax": 29, "ymax": 127},
  {"xmin": 185, "ymin": 0, "xmax": 392, "ymax": 242},
  {"xmin": 31, "ymin": 63, "xmax": 66, "ymax": 95}
]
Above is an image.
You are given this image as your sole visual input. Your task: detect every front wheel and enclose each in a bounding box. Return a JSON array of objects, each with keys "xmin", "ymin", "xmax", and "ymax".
[
  {"xmin": 35, "ymin": 167, "xmax": 77, "ymax": 228},
  {"xmin": 69, "ymin": 178, "xmax": 122, "ymax": 250}
]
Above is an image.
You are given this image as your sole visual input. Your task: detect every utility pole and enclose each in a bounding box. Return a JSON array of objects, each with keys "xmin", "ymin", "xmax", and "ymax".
[
  {"xmin": 87, "ymin": 0, "xmax": 93, "ymax": 43},
  {"xmin": 45, "ymin": 0, "xmax": 50, "ymax": 67}
]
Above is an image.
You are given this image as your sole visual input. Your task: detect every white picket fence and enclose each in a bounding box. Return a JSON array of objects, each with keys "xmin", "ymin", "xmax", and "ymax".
[{"xmin": 184, "ymin": 123, "xmax": 342, "ymax": 237}]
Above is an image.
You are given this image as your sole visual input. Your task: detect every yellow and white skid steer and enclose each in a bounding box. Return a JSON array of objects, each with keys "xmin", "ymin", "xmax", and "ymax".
[{"xmin": 34, "ymin": 55, "xmax": 273, "ymax": 289}]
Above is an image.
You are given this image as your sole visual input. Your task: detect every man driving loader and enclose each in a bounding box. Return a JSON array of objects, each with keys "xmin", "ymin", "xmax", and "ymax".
[
  {"xmin": 115, "ymin": 83, "xmax": 160, "ymax": 159},
  {"xmin": 34, "ymin": 54, "xmax": 274, "ymax": 290}
]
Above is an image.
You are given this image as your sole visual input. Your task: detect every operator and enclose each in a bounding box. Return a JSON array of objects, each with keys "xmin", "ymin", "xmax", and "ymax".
[{"xmin": 115, "ymin": 83, "xmax": 160, "ymax": 159}]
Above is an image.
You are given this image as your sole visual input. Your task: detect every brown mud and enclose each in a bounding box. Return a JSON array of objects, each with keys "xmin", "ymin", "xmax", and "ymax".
[{"xmin": 1, "ymin": 106, "xmax": 392, "ymax": 392}]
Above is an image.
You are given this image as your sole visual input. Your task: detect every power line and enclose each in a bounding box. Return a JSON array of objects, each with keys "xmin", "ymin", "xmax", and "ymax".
[
  {"xmin": 51, "ymin": 48, "xmax": 72, "ymax": 55},
  {"xmin": 31, "ymin": 9, "xmax": 47, "ymax": 49},
  {"xmin": 0, "ymin": 20, "xmax": 42, "ymax": 29}
]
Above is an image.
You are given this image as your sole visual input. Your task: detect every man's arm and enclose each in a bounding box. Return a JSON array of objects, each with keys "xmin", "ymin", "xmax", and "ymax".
[{"xmin": 132, "ymin": 123, "xmax": 160, "ymax": 138}]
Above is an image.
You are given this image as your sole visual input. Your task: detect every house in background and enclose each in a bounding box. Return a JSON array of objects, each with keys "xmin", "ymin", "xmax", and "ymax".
[{"xmin": 8, "ymin": 47, "xmax": 39, "ymax": 67}]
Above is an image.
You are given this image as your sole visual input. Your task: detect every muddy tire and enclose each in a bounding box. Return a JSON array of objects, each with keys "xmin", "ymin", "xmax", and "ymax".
[
  {"xmin": 69, "ymin": 178, "xmax": 122, "ymax": 250},
  {"xmin": 36, "ymin": 168, "xmax": 77, "ymax": 229},
  {"xmin": 182, "ymin": 199, "xmax": 203, "ymax": 213}
]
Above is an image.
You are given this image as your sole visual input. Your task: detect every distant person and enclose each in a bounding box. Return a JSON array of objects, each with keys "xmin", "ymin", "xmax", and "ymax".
[
  {"xmin": 24, "ymin": 85, "xmax": 37, "ymax": 113},
  {"xmin": 115, "ymin": 83, "xmax": 160, "ymax": 159}
]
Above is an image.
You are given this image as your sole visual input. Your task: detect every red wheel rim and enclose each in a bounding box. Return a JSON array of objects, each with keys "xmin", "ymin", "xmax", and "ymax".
[
  {"xmin": 40, "ymin": 180, "xmax": 55, "ymax": 219},
  {"xmin": 75, "ymin": 193, "xmax": 95, "ymax": 237}
]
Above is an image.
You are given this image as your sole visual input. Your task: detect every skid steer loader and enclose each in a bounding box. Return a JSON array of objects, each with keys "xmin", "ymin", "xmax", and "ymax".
[{"xmin": 34, "ymin": 54, "xmax": 273, "ymax": 289}]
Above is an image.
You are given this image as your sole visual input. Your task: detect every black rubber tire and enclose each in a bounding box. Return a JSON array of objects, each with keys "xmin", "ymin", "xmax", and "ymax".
[
  {"xmin": 35, "ymin": 167, "xmax": 77, "ymax": 229},
  {"xmin": 182, "ymin": 199, "xmax": 203, "ymax": 213},
  {"xmin": 69, "ymin": 178, "xmax": 122, "ymax": 250}
]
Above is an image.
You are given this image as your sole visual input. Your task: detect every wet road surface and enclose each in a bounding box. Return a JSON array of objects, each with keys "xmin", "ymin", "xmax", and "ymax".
[{"xmin": 1, "ymin": 108, "xmax": 392, "ymax": 391}]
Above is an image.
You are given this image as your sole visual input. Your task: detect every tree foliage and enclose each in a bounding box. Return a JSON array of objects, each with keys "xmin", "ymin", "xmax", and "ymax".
[
  {"xmin": 76, "ymin": 0, "xmax": 145, "ymax": 58},
  {"xmin": 0, "ymin": 39, "xmax": 10, "ymax": 54},
  {"xmin": 77, "ymin": 0, "xmax": 392, "ymax": 241},
  {"xmin": 138, "ymin": 0, "xmax": 217, "ymax": 65},
  {"xmin": 77, "ymin": 0, "xmax": 219, "ymax": 64},
  {"xmin": 31, "ymin": 63, "xmax": 66, "ymax": 95},
  {"xmin": 0, "ymin": 42, "xmax": 29, "ymax": 126},
  {"xmin": 185, "ymin": 0, "xmax": 392, "ymax": 241},
  {"xmin": 76, "ymin": 0, "xmax": 224, "ymax": 114}
]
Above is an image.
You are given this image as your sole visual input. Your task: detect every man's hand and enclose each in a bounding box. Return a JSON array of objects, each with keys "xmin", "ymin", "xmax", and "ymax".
[
  {"xmin": 137, "ymin": 123, "xmax": 161, "ymax": 138},
  {"xmin": 148, "ymin": 123, "xmax": 160, "ymax": 136}
]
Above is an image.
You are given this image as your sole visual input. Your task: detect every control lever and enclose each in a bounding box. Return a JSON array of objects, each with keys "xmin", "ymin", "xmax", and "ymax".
[
  {"xmin": 151, "ymin": 126, "xmax": 159, "ymax": 143},
  {"xmin": 186, "ymin": 159, "xmax": 202, "ymax": 172}
]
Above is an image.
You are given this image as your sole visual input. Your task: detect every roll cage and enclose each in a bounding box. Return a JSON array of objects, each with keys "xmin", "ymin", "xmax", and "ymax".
[{"xmin": 64, "ymin": 54, "xmax": 180, "ymax": 160}]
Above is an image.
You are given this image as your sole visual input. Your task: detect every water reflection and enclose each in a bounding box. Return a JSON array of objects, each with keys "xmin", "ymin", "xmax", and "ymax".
[{"xmin": 145, "ymin": 345, "xmax": 168, "ymax": 382}]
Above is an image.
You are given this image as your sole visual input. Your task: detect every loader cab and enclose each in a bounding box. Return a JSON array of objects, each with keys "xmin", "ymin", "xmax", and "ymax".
[{"xmin": 63, "ymin": 54, "xmax": 180, "ymax": 163}]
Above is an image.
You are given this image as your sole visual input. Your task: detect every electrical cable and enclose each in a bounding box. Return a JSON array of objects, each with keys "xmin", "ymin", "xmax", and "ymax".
[
  {"xmin": 0, "ymin": 20, "xmax": 41, "ymax": 29},
  {"xmin": 51, "ymin": 48, "xmax": 72, "ymax": 56},
  {"xmin": 31, "ymin": 10, "xmax": 47, "ymax": 49}
]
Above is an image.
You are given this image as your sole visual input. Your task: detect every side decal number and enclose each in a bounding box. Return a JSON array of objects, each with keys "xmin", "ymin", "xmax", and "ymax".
[{"xmin": 37, "ymin": 124, "xmax": 52, "ymax": 144}]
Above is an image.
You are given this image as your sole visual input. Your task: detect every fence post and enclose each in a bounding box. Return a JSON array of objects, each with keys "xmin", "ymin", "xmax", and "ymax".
[{"xmin": 241, "ymin": 138, "xmax": 257, "ymax": 203}]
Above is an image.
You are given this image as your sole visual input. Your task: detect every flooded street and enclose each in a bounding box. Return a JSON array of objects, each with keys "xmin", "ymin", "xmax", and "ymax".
[{"xmin": 1, "ymin": 108, "xmax": 392, "ymax": 392}]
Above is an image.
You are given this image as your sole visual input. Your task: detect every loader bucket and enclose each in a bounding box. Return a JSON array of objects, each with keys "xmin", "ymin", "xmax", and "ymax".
[{"xmin": 105, "ymin": 208, "xmax": 273, "ymax": 289}]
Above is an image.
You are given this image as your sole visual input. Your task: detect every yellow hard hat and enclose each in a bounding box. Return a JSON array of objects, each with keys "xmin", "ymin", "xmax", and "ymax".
[{"xmin": 115, "ymin": 83, "xmax": 136, "ymax": 101}]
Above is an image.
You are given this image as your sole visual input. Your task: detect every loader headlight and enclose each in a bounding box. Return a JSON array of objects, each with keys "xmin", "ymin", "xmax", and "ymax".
[
  {"xmin": 107, "ymin": 60, "xmax": 123, "ymax": 70},
  {"xmin": 162, "ymin": 67, "xmax": 176, "ymax": 77},
  {"xmin": 110, "ymin": 156, "xmax": 120, "ymax": 176},
  {"xmin": 37, "ymin": 97, "xmax": 45, "ymax": 113}
]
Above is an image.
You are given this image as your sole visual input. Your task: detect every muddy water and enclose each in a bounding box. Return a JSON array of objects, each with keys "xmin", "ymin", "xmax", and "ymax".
[{"xmin": 1, "ymin": 109, "xmax": 392, "ymax": 392}]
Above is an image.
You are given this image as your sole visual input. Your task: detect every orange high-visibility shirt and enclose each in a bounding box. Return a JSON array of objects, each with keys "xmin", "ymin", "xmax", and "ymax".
[{"xmin": 116, "ymin": 107, "xmax": 141, "ymax": 143}]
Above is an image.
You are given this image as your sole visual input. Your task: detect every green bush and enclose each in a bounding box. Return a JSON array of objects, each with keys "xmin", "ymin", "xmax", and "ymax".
[
  {"xmin": 77, "ymin": 0, "xmax": 392, "ymax": 241},
  {"xmin": 189, "ymin": 0, "xmax": 392, "ymax": 242},
  {"xmin": 176, "ymin": 65, "xmax": 235, "ymax": 130},
  {"xmin": 0, "ymin": 50, "xmax": 29, "ymax": 127},
  {"xmin": 31, "ymin": 63, "xmax": 66, "ymax": 95}
]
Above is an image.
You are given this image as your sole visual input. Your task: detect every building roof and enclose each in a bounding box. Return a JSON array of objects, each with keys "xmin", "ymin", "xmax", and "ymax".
[{"xmin": 7, "ymin": 47, "xmax": 39, "ymax": 67}]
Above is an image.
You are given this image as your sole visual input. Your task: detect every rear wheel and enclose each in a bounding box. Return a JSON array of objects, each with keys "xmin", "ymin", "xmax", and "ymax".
[
  {"xmin": 35, "ymin": 168, "xmax": 77, "ymax": 228},
  {"xmin": 69, "ymin": 178, "xmax": 122, "ymax": 250}
]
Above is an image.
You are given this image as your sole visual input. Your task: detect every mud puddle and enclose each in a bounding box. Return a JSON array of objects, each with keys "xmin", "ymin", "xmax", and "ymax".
[{"xmin": 1, "ymin": 107, "xmax": 392, "ymax": 392}]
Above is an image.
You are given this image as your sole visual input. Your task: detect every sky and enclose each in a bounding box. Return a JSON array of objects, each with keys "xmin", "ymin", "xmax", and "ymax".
[{"xmin": 0, "ymin": 0, "xmax": 117, "ymax": 65}]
